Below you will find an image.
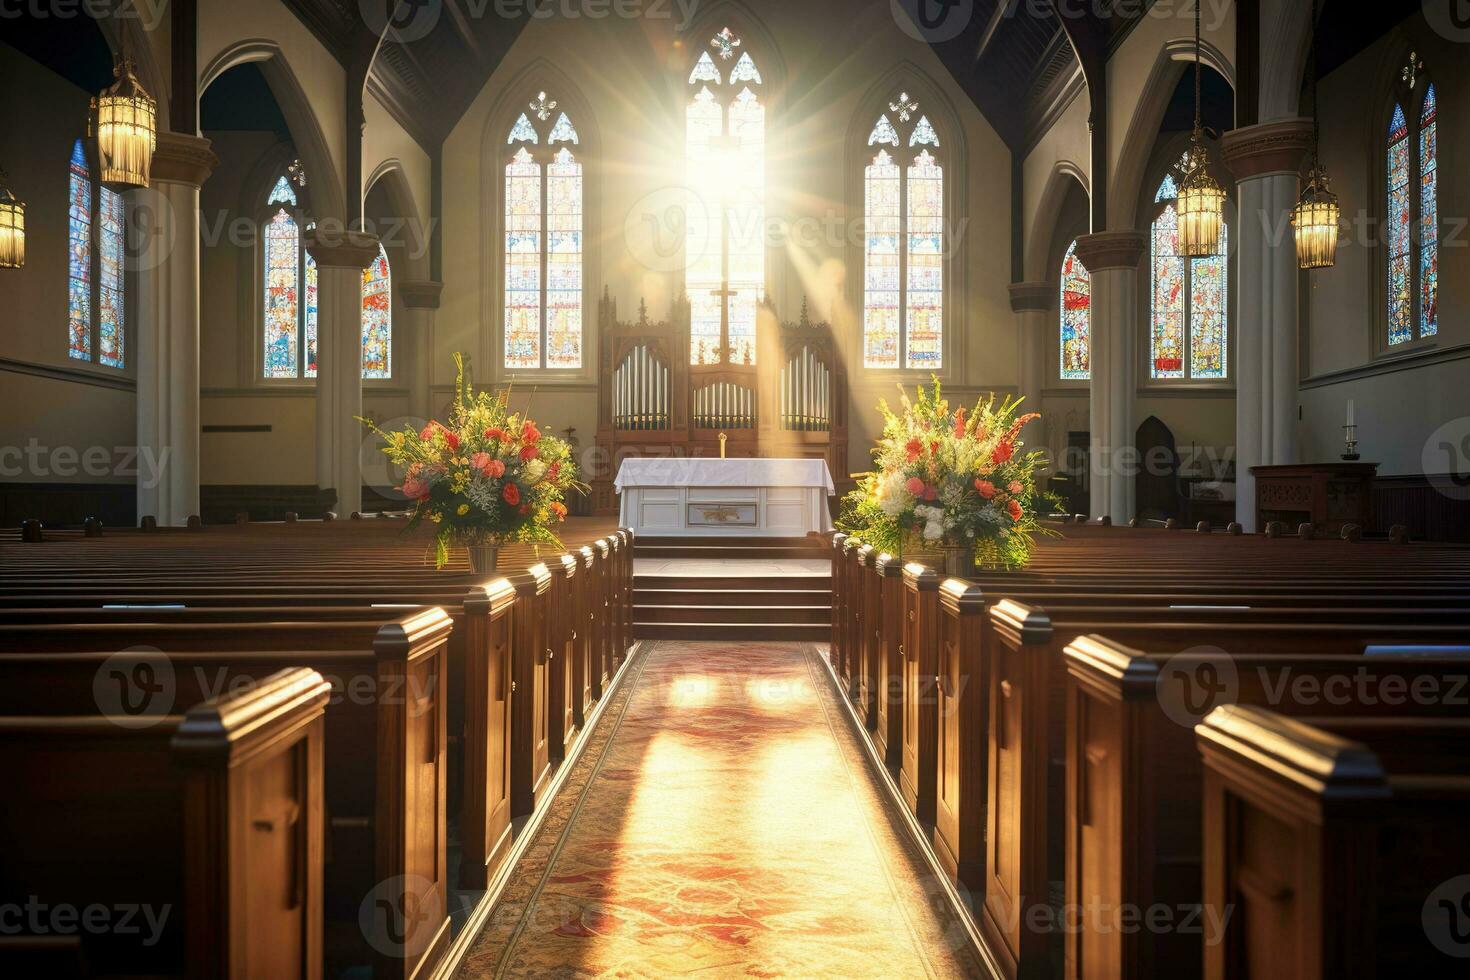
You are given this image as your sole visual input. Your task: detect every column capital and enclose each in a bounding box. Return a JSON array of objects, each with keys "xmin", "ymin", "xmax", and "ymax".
[
  {"xmin": 398, "ymin": 279, "xmax": 443, "ymax": 310},
  {"xmin": 151, "ymin": 132, "xmax": 219, "ymax": 187},
  {"xmin": 1074, "ymin": 231, "xmax": 1147, "ymax": 273},
  {"xmin": 1008, "ymin": 282, "xmax": 1053, "ymax": 314},
  {"xmin": 306, "ymin": 231, "xmax": 382, "ymax": 269},
  {"xmin": 1220, "ymin": 118, "xmax": 1315, "ymax": 182}
]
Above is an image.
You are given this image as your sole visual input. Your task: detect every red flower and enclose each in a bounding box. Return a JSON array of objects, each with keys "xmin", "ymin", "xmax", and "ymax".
[
  {"xmin": 548, "ymin": 462, "xmax": 562, "ymax": 481},
  {"xmin": 1008, "ymin": 481, "xmax": 1024, "ymax": 496},
  {"xmin": 551, "ymin": 502, "xmax": 568, "ymax": 521},
  {"xmin": 1007, "ymin": 499, "xmax": 1024, "ymax": 522},
  {"xmin": 923, "ymin": 487, "xmax": 938, "ymax": 502},
  {"xmin": 953, "ymin": 407, "xmax": 967, "ymax": 439},
  {"xmin": 905, "ymin": 477, "xmax": 926, "ymax": 497},
  {"xmin": 502, "ymin": 483, "xmax": 521, "ymax": 506},
  {"xmin": 522, "ymin": 421, "xmax": 541, "ymax": 444},
  {"xmin": 519, "ymin": 444, "xmax": 539, "ymax": 463},
  {"xmin": 519, "ymin": 504, "xmax": 533, "ymax": 516},
  {"xmin": 975, "ymin": 480, "xmax": 996, "ymax": 500},
  {"xmin": 991, "ymin": 441, "xmax": 1014, "ymax": 465},
  {"xmin": 905, "ymin": 438, "xmax": 925, "ymax": 463},
  {"xmin": 484, "ymin": 427, "xmax": 507, "ymax": 443}
]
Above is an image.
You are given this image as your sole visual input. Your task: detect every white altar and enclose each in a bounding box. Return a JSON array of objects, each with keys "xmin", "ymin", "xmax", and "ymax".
[{"xmin": 614, "ymin": 458, "xmax": 836, "ymax": 537}]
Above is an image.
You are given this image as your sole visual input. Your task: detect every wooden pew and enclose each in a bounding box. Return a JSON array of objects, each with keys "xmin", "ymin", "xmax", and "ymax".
[
  {"xmin": 0, "ymin": 611, "xmax": 454, "ymax": 980},
  {"xmin": 899, "ymin": 563, "xmax": 940, "ymax": 822},
  {"xmin": 871, "ymin": 553, "xmax": 906, "ymax": 768},
  {"xmin": 0, "ymin": 668, "xmax": 330, "ymax": 979},
  {"xmin": 1198, "ymin": 706, "xmax": 1470, "ymax": 977},
  {"xmin": 1065, "ymin": 638, "xmax": 1470, "ymax": 979},
  {"xmin": 458, "ymin": 580, "xmax": 516, "ymax": 890},
  {"xmin": 856, "ymin": 544, "xmax": 879, "ymax": 727},
  {"xmin": 830, "ymin": 533, "xmax": 849, "ymax": 683},
  {"xmin": 509, "ymin": 566, "xmax": 554, "ymax": 818}
]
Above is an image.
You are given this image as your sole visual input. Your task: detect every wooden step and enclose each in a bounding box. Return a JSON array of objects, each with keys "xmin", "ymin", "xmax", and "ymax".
[
  {"xmin": 635, "ymin": 604, "xmax": 831, "ymax": 625},
  {"xmin": 635, "ymin": 588, "xmax": 832, "ymax": 607},
  {"xmin": 634, "ymin": 622, "xmax": 830, "ymax": 642},
  {"xmin": 634, "ymin": 575, "xmax": 832, "ymax": 592},
  {"xmin": 634, "ymin": 545, "xmax": 827, "ymax": 560},
  {"xmin": 631, "ymin": 535, "xmax": 822, "ymax": 549}
]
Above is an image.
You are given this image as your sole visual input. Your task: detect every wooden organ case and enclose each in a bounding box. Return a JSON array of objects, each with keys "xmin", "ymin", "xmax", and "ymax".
[{"xmin": 592, "ymin": 289, "xmax": 848, "ymax": 514}]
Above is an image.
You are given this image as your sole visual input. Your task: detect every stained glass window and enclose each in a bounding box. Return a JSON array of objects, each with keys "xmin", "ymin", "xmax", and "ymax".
[
  {"xmin": 863, "ymin": 150, "xmax": 901, "ymax": 369},
  {"xmin": 860, "ymin": 99, "xmax": 944, "ymax": 370},
  {"xmin": 546, "ymin": 148, "xmax": 583, "ymax": 369},
  {"xmin": 685, "ymin": 30, "xmax": 765, "ymax": 367},
  {"xmin": 1060, "ymin": 240, "xmax": 1090, "ymax": 380},
  {"xmin": 504, "ymin": 147, "xmax": 542, "ymax": 370},
  {"xmin": 1149, "ymin": 174, "xmax": 1227, "ymax": 380},
  {"xmin": 361, "ymin": 245, "xmax": 391, "ymax": 379},
  {"xmin": 263, "ymin": 207, "xmax": 300, "ymax": 379},
  {"xmin": 1388, "ymin": 64, "xmax": 1441, "ymax": 347},
  {"xmin": 501, "ymin": 96, "xmax": 584, "ymax": 371},
  {"xmin": 1387, "ymin": 102, "xmax": 1412, "ymax": 345},
  {"xmin": 98, "ymin": 188, "xmax": 125, "ymax": 369},
  {"xmin": 66, "ymin": 139, "xmax": 127, "ymax": 369},
  {"xmin": 1419, "ymin": 84, "xmax": 1438, "ymax": 339},
  {"xmin": 1190, "ymin": 223, "xmax": 1227, "ymax": 379},
  {"xmin": 304, "ymin": 253, "xmax": 319, "ymax": 378},
  {"xmin": 67, "ymin": 141, "xmax": 93, "ymax": 361}
]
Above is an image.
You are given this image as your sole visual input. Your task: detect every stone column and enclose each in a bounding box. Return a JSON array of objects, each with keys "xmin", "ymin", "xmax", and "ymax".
[
  {"xmin": 133, "ymin": 132, "xmax": 218, "ymax": 527},
  {"xmin": 307, "ymin": 232, "xmax": 381, "ymax": 516},
  {"xmin": 1222, "ymin": 119, "xmax": 1313, "ymax": 531},
  {"xmin": 398, "ymin": 279, "xmax": 443, "ymax": 422},
  {"xmin": 1008, "ymin": 281, "xmax": 1052, "ymax": 427},
  {"xmin": 1073, "ymin": 231, "xmax": 1148, "ymax": 523}
]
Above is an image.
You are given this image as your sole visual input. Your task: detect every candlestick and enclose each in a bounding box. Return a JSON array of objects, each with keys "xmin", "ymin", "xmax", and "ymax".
[{"xmin": 1342, "ymin": 423, "xmax": 1359, "ymax": 462}]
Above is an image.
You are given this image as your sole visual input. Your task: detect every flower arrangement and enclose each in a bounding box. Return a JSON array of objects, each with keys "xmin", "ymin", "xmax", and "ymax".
[
  {"xmin": 840, "ymin": 380, "xmax": 1055, "ymax": 570},
  {"xmin": 359, "ymin": 354, "xmax": 584, "ymax": 567}
]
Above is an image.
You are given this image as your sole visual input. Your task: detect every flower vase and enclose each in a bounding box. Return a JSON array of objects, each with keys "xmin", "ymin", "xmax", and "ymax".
[
  {"xmin": 939, "ymin": 544, "xmax": 975, "ymax": 578},
  {"xmin": 467, "ymin": 544, "xmax": 500, "ymax": 574}
]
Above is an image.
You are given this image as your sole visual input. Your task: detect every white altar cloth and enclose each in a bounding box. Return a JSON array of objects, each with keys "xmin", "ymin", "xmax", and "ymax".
[{"xmin": 615, "ymin": 458, "xmax": 836, "ymax": 537}]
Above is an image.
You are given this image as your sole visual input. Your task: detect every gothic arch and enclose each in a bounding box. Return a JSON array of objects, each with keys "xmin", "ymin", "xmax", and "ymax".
[
  {"xmin": 199, "ymin": 40, "xmax": 346, "ymax": 223},
  {"xmin": 1025, "ymin": 160, "xmax": 1091, "ymax": 284},
  {"xmin": 844, "ymin": 60, "xmax": 969, "ymax": 378},
  {"xmin": 1109, "ymin": 37, "xmax": 1236, "ymax": 231}
]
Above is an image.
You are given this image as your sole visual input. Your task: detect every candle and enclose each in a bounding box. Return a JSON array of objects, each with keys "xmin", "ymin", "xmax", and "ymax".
[{"xmin": 1347, "ymin": 399, "xmax": 1354, "ymax": 428}]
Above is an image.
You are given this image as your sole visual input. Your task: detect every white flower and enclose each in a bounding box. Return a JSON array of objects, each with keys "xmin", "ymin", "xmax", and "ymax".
[{"xmin": 523, "ymin": 460, "xmax": 548, "ymax": 484}]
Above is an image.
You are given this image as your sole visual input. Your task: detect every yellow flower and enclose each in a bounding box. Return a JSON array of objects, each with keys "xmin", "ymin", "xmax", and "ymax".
[{"xmin": 457, "ymin": 503, "xmax": 470, "ymax": 517}]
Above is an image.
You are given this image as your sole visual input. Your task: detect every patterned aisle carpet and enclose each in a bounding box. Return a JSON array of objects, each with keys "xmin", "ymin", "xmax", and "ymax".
[{"xmin": 459, "ymin": 641, "xmax": 988, "ymax": 978}]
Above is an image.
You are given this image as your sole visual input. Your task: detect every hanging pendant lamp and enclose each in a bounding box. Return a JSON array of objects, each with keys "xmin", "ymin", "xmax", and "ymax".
[
  {"xmin": 1178, "ymin": 0, "xmax": 1225, "ymax": 258},
  {"xmin": 91, "ymin": 57, "xmax": 157, "ymax": 190},
  {"xmin": 1292, "ymin": 0, "xmax": 1340, "ymax": 269},
  {"xmin": 0, "ymin": 170, "xmax": 24, "ymax": 270}
]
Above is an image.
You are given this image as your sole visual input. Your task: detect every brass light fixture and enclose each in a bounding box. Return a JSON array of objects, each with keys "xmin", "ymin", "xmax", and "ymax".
[
  {"xmin": 91, "ymin": 57, "xmax": 157, "ymax": 190},
  {"xmin": 1293, "ymin": 0, "xmax": 1340, "ymax": 269},
  {"xmin": 1177, "ymin": 0, "xmax": 1225, "ymax": 257},
  {"xmin": 0, "ymin": 170, "xmax": 24, "ymax": 270}
]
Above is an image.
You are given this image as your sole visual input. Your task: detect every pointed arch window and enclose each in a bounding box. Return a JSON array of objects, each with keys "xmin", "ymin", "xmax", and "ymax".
[
  {"xmin": 686, "ymin": 27, "xmax": 764, "ymax": 366},
  {"xmin": 1149, "ymin": 169, "xmax": 1228, "ymax": 380},
  {"xmin": 503, "ymin": 94, "xmax": 583, "ymax": 370},
  {"xmin": 262, "ymin": 173, "xmax": 318, "ymax": 379},
  {"xmin": 66, "ymin": 140, "xmax": 125, "ymax": 368},
  {"xmin": 362, "ymin": 245, "xmax": 391, "ymax": 379},
  {"xmin": 1387, "ymin": 55, "xmax": 1438, "ymax": 346},
  {"xmin": 862, "ymin": 93, "xmax": 944, "ymax": 370},
  {"xmin": 1060, "ymin": 240, "xmax": 1090, "ymax": 380}
]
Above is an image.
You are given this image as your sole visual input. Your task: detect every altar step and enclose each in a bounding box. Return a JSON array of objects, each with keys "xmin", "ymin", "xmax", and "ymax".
[
  {"xmin": 631, "ymin": 572, "xmax": 832, "ymax": 643},
  {"xmin": 634, "ymin": 537, "xmax": 826, "ymax": 561}
]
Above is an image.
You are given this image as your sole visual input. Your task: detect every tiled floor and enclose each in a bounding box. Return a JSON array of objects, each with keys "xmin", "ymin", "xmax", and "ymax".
[{"xmin": 633, "ymin": 558, "xmax": 832, "ymax": 577}]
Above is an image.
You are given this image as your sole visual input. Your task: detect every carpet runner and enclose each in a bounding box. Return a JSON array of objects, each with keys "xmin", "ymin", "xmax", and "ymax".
[{"xmin": 459, "ymin": 640, "xmax": 987, "ymax": 978}]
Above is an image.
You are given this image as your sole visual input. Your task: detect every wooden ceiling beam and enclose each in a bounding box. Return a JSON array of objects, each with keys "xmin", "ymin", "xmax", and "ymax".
[{"xmin": 975, "ymin": 0, "xmax": 1019, "ymax": 63}]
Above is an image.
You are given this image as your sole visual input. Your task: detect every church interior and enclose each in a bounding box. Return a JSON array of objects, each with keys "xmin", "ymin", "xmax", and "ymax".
[{"xmin": 2, "ymin": 0, "xmax": 1469, "ymax": 977}]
